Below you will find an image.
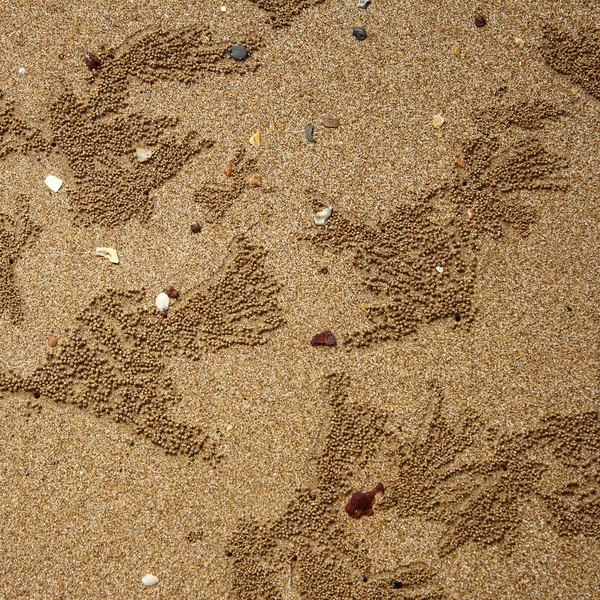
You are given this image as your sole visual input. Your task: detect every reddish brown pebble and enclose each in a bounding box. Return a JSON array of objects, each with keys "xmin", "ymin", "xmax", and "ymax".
[
  {"xmin": 48, "ymin": 335, "xmax": 58, "ymax": 348},
  {"xmin": 474, "ymin": 14, "xmax": 486, "ymax": 27},
  {"xmin": 246, "ymin": 173, "xmax": 262, "ymax": 187},
  {"xmin": 319, "ymin": 266, "xmax": 328, "ymax": 274},
  {"xmin": 190, "ymin": 222, "xmax": 202, "ymax": 233},
  {"xmin": 345, "ymin": 483, "xmax": 384, "ymax": 519},
  {"xmin": 310, "ymin": 331, "xmax": 337, "ymax": 346},
  {"xmin": 224, "ymin": 164, "xmax": 234, "ymax": 177},
  {"xmin": 84, "ymin": 52, "xmax": 101, "ymax": 70},
  {"xmin": 164, "ymin": 286, "xmax": 180, "ymax": 299}
]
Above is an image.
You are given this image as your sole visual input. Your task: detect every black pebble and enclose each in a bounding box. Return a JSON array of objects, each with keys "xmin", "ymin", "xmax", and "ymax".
[
  {"xmin": 190, "ymin": 222, "xmax": 202, "ymax": 234},
  {"xmin": 230, "ymin": 44, "xmax": 248, "ymax": 61},
  {"xmin": 353, "ymin": 27, "xmax": 368, "ymax": 41}
]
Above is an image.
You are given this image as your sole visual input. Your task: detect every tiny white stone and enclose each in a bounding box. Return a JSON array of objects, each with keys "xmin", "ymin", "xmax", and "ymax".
[
  {"xmin": 44, "ymin": 175, "xmax": 63, "ymax": 192},
  {"xmin": 220, "ymin": 5, "xmax": 227, "ymax": 11},
  {"xmin": 136, "ymin": 147, "xmax": 153, "ymax": 162},
  {"xmin": 142, "ymin": 574, "xmax": 159, "ymax": 587},
  {"xmin": 436, "ymin": 266, "xmax": 444, "ymax": 273},
  {"xmin": 156, "ymin": 292, "xmax": 170, "ymax": 312},
  {"xmin": 314, "ymin": 206, "xmax": 333, "ymax": 226},
  {"xmin": 514, "ymin": 37, "xmax": 525, "ymax": 49},
  {"xmin": 18, "ymin": 67, "xmax": 26, "ymax": 75},
  {"xmin": 432, "ymin": 114, "xmax": 445, "ymax": 129}
]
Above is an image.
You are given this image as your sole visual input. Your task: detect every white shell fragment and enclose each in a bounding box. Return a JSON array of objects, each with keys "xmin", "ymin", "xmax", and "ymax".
[
  {"xmin": 314, "ymin": 206, "xmax": 333, "ymax": 226},
  {"xmin": 95, "ymin": 247, "xmax": 119, "ymax": 264},
  {"xmin": 44, "ymin": 175, "xmax": 63, "ymax": 192},
  {"xmin": 432, "ymin": 115, "xmax": 445, "ymax": 129},
  {"xmin": 18, "ymin": 67, "xmax": 26, "ymax": 75},
  {"xmin": 156, "ymin": 292, "xmax": 170, "ymax": 312},
  {"xmin": 141, "ymin": 574, "xmax": 159, "ymax": 587},
  {"xmin": 436, "ymin": 266, "xmax": 444, "ymax": 273},
  {"xmin": 220, "ymin": 5, "xmax": 227, "ymax": 11},
  {"xmin": 136, "ymin": 147, "xmax": 153, "ymax": 162}
]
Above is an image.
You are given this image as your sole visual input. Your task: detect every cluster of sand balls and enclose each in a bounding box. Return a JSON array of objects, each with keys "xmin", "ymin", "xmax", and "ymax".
[
  {"xmin": 45, "ymin": 26, "xmax": 263, "ymax": 227},
  {"xmin": 249, "ymin": 0, "xmax": 325, "ymax": 27},
  {"xmin": 0, "ymin": 92, "xmax": 49, "ymax": 159},
  {"xmin": 166, "ymin": 235, "xmax": 286, "ymax": 357},
  {"xmin": 0, "ymin": 196, "xmax": 40, "ymax": 323},
  {"xmin": 193, "ymin": 147, "xmax": 257, "ymax": 223},
  {"xmin": 541, "ymin": 23, "xmax": 600, "ymax": 101},
  {"xmin": 305, "ymin": 188, "xmax": 477, "ymax": 347},
  {"xmin": 305, "ymin": 98, "xmax": 568, "ymax": 348},
  {"xmin": 3, "ymin": 237, "xmax": 283, "ymax": 459},
  {"xmin": 226, "ymin": 373, "xmax": 446, "ymax": 599},
  {"xmin": 383, "ymin": 386, "xmax": 600, "ymax": 555}
]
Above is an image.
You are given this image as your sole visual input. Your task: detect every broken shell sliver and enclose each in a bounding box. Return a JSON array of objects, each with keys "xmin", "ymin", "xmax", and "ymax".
[
  {"xmin": 136, "ymin": 147, "xmax": 153, "ymax": 162},
  {"xmin": 95, "ymin": 247, "xmax": 119, "ymax": 264},
  {"xmin": 155, "ymin": 292, "xmax": 170, "ymax": 312},
  {"xmin": 314, "ymin": 206, "xmax": 333, "ymax": 226},
  {"xmin": 44, "ymin": 175, "xmax": 63, "ymax": 192}
]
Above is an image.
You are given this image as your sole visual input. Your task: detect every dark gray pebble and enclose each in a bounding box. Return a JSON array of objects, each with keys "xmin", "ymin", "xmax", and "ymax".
[
  {"xmin": 230, "ymin": 45, "xmax": 248, "ymax": 61},
  {"xmin": 353, "ymin": 27, "xmax": 367, "ymax": 41},
  {"xmin": 306, "ymin": 124, "xmax": 315, "ymax": 143}
]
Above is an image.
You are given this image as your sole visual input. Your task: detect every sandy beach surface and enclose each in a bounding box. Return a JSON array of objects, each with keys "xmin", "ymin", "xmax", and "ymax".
[{"xmin": 0, "ymin": 0, "xmax": 598, "ymax": 598}]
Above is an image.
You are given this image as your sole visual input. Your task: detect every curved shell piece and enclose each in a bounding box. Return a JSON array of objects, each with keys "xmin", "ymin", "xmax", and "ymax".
[
  {"xmin": 95, "ymin": 247, "xmax": 119, "ymax": 264},
  {"xmin": 141, "ymin": 574, "xmax": 159, "ymax": 587},
  {"xmin": 314, "ymin": 206, "xmax": 333, "ymax": 226}
]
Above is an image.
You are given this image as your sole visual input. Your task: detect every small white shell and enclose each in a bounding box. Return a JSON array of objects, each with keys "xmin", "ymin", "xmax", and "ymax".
[
  {"xmin": 136, "ymin": 148, "xmax": 153, "ymax": 162},
  {"xmin": 314, "ymin": 206, "xmax": 333, "ymax": 226},
  {"xmin": 44, "ymin": 175, "xmax": 63, "ymax": 192},
  {"xmin": 141, "ymin": 574, "xmax": 159, "ymax": 587},
  {"xmin": 156, "ymin": 292, "xmax": 170, "ymax": 312},
  {"xmin": 436, "ymin": 266, "xmax": 444, "ymax": 273},
  {"xmin": 95, "ymin": 247, "xmax": 119, "ymax": 264}
]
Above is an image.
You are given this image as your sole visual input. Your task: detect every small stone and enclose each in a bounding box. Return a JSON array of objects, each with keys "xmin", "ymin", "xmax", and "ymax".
[
  {"xmin": 246, "ymin": 173, "xmax": 262, "ymax": 187},
  {"xmin": 436, "ymin": 266, "xmax": 444, "ymax": 273},
  {"xmin": 156, "ymin": 292, "xmax": 170, "ymax": 312},
  {"xmin": 321, "ymin": 116, "xmax": 340, "ymax": 128},
  {"xmin": 190, "ymin": 222, "xmax": 202, "ymax": 234},
  {"xmin": 48, "ymin": 335, "xmax": 58, "ymax": 348},
  {"xmin": 455, "ymin": 156, "xmax": 466, "ymax": 168},
  {"xmin": 314, "ymin": 206, "xmax": 333, "ymax": 226},
  {"xmin": 224, "ymin": 164, "xmax": 234, "ymax": 177},
  {"xmin": 84, "ymin": 52, "xmax": 101, "ymax": 70},
  {"xmin": 311, "ymin": 331, "xmax": 337, "ymax": 347},
  {"xmin": 514, "ymin": 37, "xmax": 525, "ymax": 49},
  {"xmin": 220, "ymin": 5, "xmax": 227, "ymax": 11},
  {"xmin": 95, "ymin": 247, "xmax": 119, "ymax": 264},
  {"xmin": 164, "ymin": 286, "xmax": 180, "ymax": 299},
  {"xmin": 319, "ymin": 266, "xmax": 328, "ymax": 274},
  {"xmin": 305, "ymin": 124, "xmax": 315, "ymax": 143},
  {"xmin": 453, "ymin": 46, "xmax": 461, "ymax": 56},
  {"xmin": 136, "ymin": 148, "xmax": 153, "ymax": 162},
  {"xmin": 432, "ymin": 115, "xmax": 445, "ymax": 129},
  {"xmin": 353, "ymin": 27, "xmax": 367, "ymax": 41},
  {"xmin": 141, "ymin": 574, "xmax": 159, "ymax": 587},
  {"xmin": 44, "ymin": 175, "xmax": 63, "ymax": 192},
  {"xmin": 230, "ymin": 44, "xmax": 248, "ymax": 61},
  {"xmin": 467, "ymin": 207, "xmax": 475, "ymax": 219},
  {"xmin": 474, "ymin": 14, "xmax": 486, "ymax": 28},
  {"xmin": 18, "ymin": 67, "xmax": 26, "ymax": 75},
  {"xmin": 249, "ymin": 131, "xmax": 260, "ymax": 148},
  {"xmin": 226, "ymin": 423, "xmax": 233, "ymax": 432},
  {"xmin": 357, "ymin": 0, "xmax": 370, "ymax": 8}
]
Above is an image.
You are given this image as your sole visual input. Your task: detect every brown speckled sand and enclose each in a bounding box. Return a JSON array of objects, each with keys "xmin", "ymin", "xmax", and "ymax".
[{"xmin": 0, "ymin": 0, "xmax": 599, "ymax": 598}]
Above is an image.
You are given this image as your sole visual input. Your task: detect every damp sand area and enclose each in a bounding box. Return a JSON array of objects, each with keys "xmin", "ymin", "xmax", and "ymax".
[{"xmin": 0, "ymin": 0, "xmax": 599, "ymax": 598}]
